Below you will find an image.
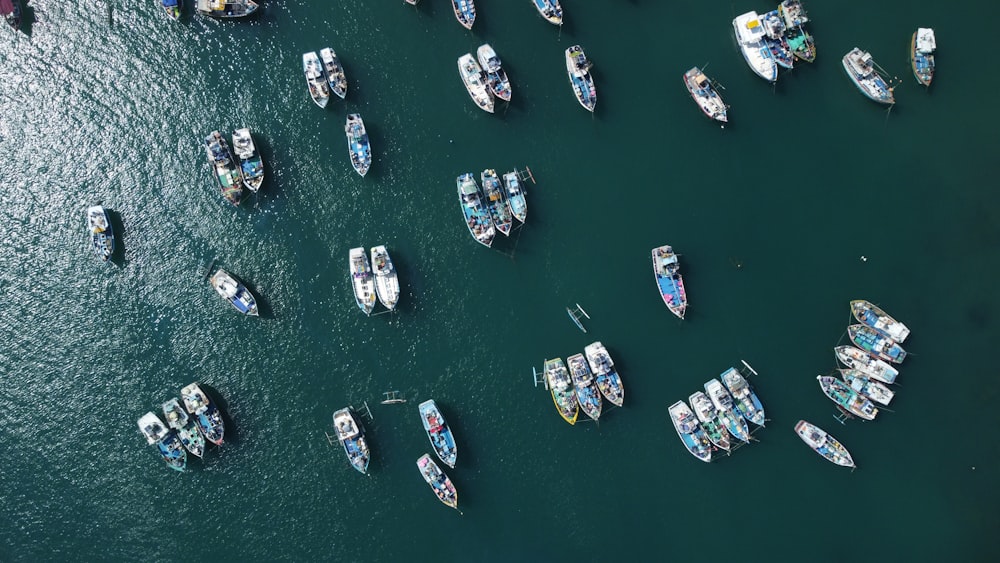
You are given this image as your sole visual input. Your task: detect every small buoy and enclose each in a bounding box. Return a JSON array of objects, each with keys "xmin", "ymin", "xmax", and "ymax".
[{"xmin": 860, "ymin": 256, "xmax": 867, "ymax": 262}]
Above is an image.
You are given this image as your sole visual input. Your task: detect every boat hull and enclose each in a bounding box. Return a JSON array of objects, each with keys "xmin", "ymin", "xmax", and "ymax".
[
  {"xmin": 545, "ymin": 358, "xmax": 578, "ymax": 425},
  {"xmin": 417, "ymin": 454, "xmax": 458, "ymax": 509},
  {"xmin": 795, "ymin": 420, "xmax": 855, "ymax": 468},
  {"xmin": 419, "ymin": 400, "xmax": 458, "ymax": 468}
]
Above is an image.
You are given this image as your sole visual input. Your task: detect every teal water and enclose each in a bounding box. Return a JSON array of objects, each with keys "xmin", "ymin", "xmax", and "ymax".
[{"xmin": 2, "ymin": 1, "xmax": 999, "ymax": 560}]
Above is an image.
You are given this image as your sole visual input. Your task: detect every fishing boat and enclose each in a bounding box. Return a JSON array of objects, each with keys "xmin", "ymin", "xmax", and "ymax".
[
  {"xmin": 842, "ymin": 48, "xmax": 895, "ymax": 104},
  {"xmin": 682, "ymin": 67, "xmax": 727, "ymax": 122},
  {"xmin": 532, "ymin": 0, "xmax": 562, "ymax": 25},
  {"xmin": 302, "ymin": 51, "xmax": 331, "ymax": 109},
  {"xmin": 544, "ymin": 358, "xmax": 578, "ymax": 425},
  {"xmin": 349, "ymin": 247, "xmax": 377, "ymax": 316},
  {"xmin": 370, "ymin": 246, "xmax": 400, "ymax": 311},
  {"xmin": 87, "ymin": 205, "xmax": 114, "ymax": 262},
  {"xmin": 137, "ymin": 412, "xmax": 187, "ymax": 471},
  {"xmin": 418, "ymin": 400, "xmax": 458, "ymax": 468},
  {"xmin": 457, "ymin": 173, "xmax": 495, "ymax": 248},
  {"xmin": 320, "ymin": 47, "xmax": 348, "ymax": 99},
  {"xmin": 502, "ymin": 171, "xmax": 527, "ymax": 224},
  {"xmin": 652, "ymin": 245, "xmax": 687, "ymax": 319},
  {"xmin": 705, "ymin": 378, "xmax": 750, "ymax": 443},
  {"xmin": 457, "ymin": 54, "xmax": 494, "ymax": 113},
  {"xmin": 232, "ymin": 128, "xmax": 264, "ymax": 193},
  {"xmin": 721, "ymin": 367, "xmax": 765, "ymax": 426},
  {"xmin": 476, "ymin": 44, "xmax": 512, "ymax": 102},
  {"xmin": 344, "ymin": 114, "xmax": 372, "ymax": 177},
  {"xmin": 332, "ymin": 407, "xmax": 370, "ymax": 474},
  {"xmin": 181, "ymin": 382, "xmax": 226, "ymax": 445},
  {"xmin": 732, "ymin": 11, "xmax": 778, "ymax": 82},
  {"xmin": 689, "ymin": 391, "xmax": 731, "ymax": 451},
  {"xmin": 417, "ymin": 454, "xmax": 458, "ymax": 509},
  {"xmin": 450, "ymin": 0, "xmax": 475, "ymax": 29},
  {"xmin": 794, "ymin": 420, "xmax": 855, "ymax": 468},
  {"xmin": 834, "ymin": 345, "xmax": 899, "ymax": 385},
  {"xmin": 848, "ymin": 324, "xmax": 906, "ymax": 364},
  {"xmin": 2, "ymin": 0, "xmax": 20, "ymax": 29},
  {"xmin": 196, "ymin": 0, "xmax": 258, "ymax": 18},
  {"xmin": 481, "ymin": 169, "xmax": 513, "ymax": 237},
  {"xmin": 911, "ymin": 28, "xmax": 936, "ymax": 86},
  {"xmin": 840, "ymin": 369, "xmax": 894, "ymax": 406},
  {"xmin": 565, "ymin": 45, "xmax": 597, "ymax": 112},
  {"xmin": 209, "ymin": 268, "xmax": 259, "ymax": 316},
  {"xmin": 162, "ymin": 398, "xmax": 206, "ymax": 458},
  {"xmin": 761, "ymin": 10, "xmax": 794, "ymax": 69},
  {"xmin": 584, "ymin": 341, "xmax": 624, "ymax": 407},
  {"xmin": 779, "ymin": 0, "xmax": 815, "ymax": 62},
  {"xmin": 568, "ymin": 353, "xmax": 602, "ymax": 421},
  {"xmin": 816, "ymin": 375, "xmax": 878, "ymax": 421},
  {"xmin": 668, "ymin": 401, "xmax": 712, "ymax": 463},
  {"xmin": 204, "ymin": 131, "xmax": 243, "ymax": 206},
  {"xmin": 850, "ymin": 300, "xmax": 909, "ymax": 342},
  {"xmin": 161, "ymin": 0, "xmax": 181, "ymax": 20}
]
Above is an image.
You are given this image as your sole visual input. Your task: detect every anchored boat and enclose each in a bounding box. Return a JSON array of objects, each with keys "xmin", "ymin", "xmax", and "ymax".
[
  {"xmin": 682, "ymin": 67, "xmax": 728, "ymax": 122},
  {"xmin": 668, "ymin": 400, "xmax": 712, "ymax": 462},
  {"xmin": 162, "ymin": 398, "xmax": 206, "ymax": 458},
  {"xmin": 544, "ymin": 358, "xmax": 578, "ymax": 425},
  {"xmin": 457, "ymin": 53, "xmax": 494, "ymax": 113},
  {"xmin": 584, "ymin": 341, "xmax": 624, "ymax": 407},
  {"xmin": 910, "ymin": 28, "xmax": 936, "ymax": 86},
  {"xmin": 761, "ymin": 9, "xmax": 794, "ymax": 69},
  {"xmin": 232, "ymin": 128, "xmax": 264, "ymax": 193},
  {"xmin": 705, "ymin": 378, "xmax": 750, "ymax": 443},
  {"xmin": 721, "ymin": 367, "xmax": 765, "ymax": 426},
  {"xmin": 834, "ymin": 345, "xmax": 899, "ymax": 384},
  {"xmin": 840, "ymin": 369, "xmax": 894, "ymax": 406},
  {"xmin": 137, "ymin": 412, "xmax": 187, "ymax": 471},
  {"xmin": 87, "ymin": 205, "xmax": 114, "ymax": 262},
  {"xmin": 457, "ymin": 173, "xmax": 495, "ymax": 248},
  {"xmin": 568, "ymin": 353, "xmax": 602, "ymax": 421},
  {"xmin": 209, "ymin": 268, "xmax": 259, "ymax": 316},
  {"xmin": 344, "ymin": 114, "xmax": 372, "ymax": 177},
  {"xmin": 795, "ymin": 420, "xmax": 855, "ymax": 468},
  {"xmin": 302, "ymin": 52, "xmax": 330, "ymax": 108},
  {"xmin": 320, "ymin": 48, "xmax": 348, "ymax": 99},
  {"xmin": 371, "ymin": 245, "xmax": 400, "ymax": 311},
  {"xmin": 652, "ymin": 245, "xmax": 687, "ymax": 319},
  {"xmin": 851, "ymin": 300, "xmax": 909, "ymax": 342},
  {"xmin": 481, "ymin": 169, "xmax": 513, "ymax": 237},
  {"xmin": 417, "ymin": 454, "xmax": 458, "ymax": 509},
  {"xmin": 502, "ymin": 171, "xmax": 528, "ymax": 224},
  {"xmin": 332, "ymin": 407, "xmax": 371, "ymax": 474},
  {"xmin": 349, "ymin": 247, "xmax": 377, "ymax": 316},
  {"xmin": 842, "ymin": 48, "xmax": 894, "ymax": 104},
  {"xmin": 450, "ymin": 0, "xmax": 475, "ymax": 30},
  {"xmin": 689, "ymin": 391, "xmax": 731, "ymax": 451},
  {"xmin": 181, "ymin": 382, "xmax": 226, "ymax": 445},
  {"xmin": 477, "ymin": 44, "xmax": 512, "ymax": 102},
  {"xmin": 205, "ymin": 131, "xmax": 243, "ymax": 206},
  {"xmin": 532, "ymin": 0, "xmax": 562, "ymax": 25},
  {"xmin": 848, "ymin": 324, "xmax": 906, "ymax": 364},
  {"xmin": 779, "ymin": 0, "xmax": 815, "ymax": 62},
  {"xmin": 565, "ymin": 45, "xmax": 597, "ymax": 112},
  {"xmin": 196, "ymin": 0, "xmax": 258, "ymax": 18},
  {"xmin": 817, "ymin": 375, "xmax": 878, "ymax": 421},
  {"xmin": 419, "ymin": 400, "xmax": 458, "ymax": 468},
  {"xmin": 733, "ymin": 11, "xmax": 777, "ymax": 82}
]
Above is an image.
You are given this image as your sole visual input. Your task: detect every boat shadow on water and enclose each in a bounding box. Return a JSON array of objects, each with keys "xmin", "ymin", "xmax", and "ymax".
[{"xmin": 105, "ymin": 208, "xmax": 127, "ymax": 266}]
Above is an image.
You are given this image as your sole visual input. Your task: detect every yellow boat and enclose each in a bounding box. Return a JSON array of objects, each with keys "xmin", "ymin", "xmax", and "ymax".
[{"xmin": 545, "ymin": 358, "xmax": 578, "ymax": 425}]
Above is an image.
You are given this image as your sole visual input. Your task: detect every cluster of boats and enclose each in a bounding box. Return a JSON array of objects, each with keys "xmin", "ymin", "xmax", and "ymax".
[
  {"xmin": 136, "ymin": 382, "xmax": 226, "ymax": 471},
  {"xmin": 457, "ymin": 170, "xmax": 528, "ymax": 248},
  {"xmin": 844, "ymin": 27, "xmax": 936, "ymax": 105},
  {"xmin": 732, "ymin": 1, "xmax": 815, "ymax": 83},
  {"xmin": 349, "ymin": 246, "xmax": 400, "ymax": 315},
  {"xmin": 204, "ymin": 128, "xmax": 266, "ymax": 207},
  {"xmin": 669, "ymin": 364, "xmax": 765, "ymax": 463},
  {"xmin": 652, "ymin": 245, "xmax": 687, "ymax": 320},
  {"xmin": 457, "ymin": 45, "xmax": 513, "ymax": 114},
  {"xmin": 544, "ymin": 342, "xmax": 625, "ymax": 425}
]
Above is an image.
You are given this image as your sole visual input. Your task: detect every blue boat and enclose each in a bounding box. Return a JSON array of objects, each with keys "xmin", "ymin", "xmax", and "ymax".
[
  {"xmin": 565, "ymin": 45, "xmax": 597, "ymax": 112},
  {"xmin": 910, "ymin": 28, "xmax": 936, "ymax": 86},
  {"xmin": 137, "ymin": 412, "xmax": 187, "ymax": 472},
  {"xmin": 181, "ymin": 382, "xmax": 225, "ymax": 446},
  {"xmin": 344, "ymin": 114, "xmax": 371, "ymax": 177},
  {"xmin": 568, "ymin": 353, "xmax": 602, "ymax": 421},
  {"xmin": 584, "ymin": 341, "xmax": 624, "ymax": 407},
  {"xmin": 457, "ymin": 173, "xmax": 495, "ymax": 247},
  {"xmin": 161, "ymin": 0, "xmax": 181, "ymax": 20},
  {"xmin": 532, "ymin": 0, "xmax": 562, "ymax": 25},
  {"xmin": 842, "ymin": 48, "xmax": 894, "ymax": 105},
  {"xmin": 652, "ymin": 245, "xmax": 687, "ymax": 319},
  {"xmin": 419, "ymin": 400, "xmax": 458, "ymax": 468},
  {"xmin": 848, "ymin": 324, "xmax": 906, "ymax": 364},
  {"xmin": 450, "ymin": 0, "xmax": 475, "ymax": 29},
  {"xmin": 481, "ymin": 169, "xmax": 513, "ymax": 237},
  {"xmin": 502, "ymin": 171, "xmax": 527, "ymax": 224},
  {"xmin": 721, "ymin": 367, "xmax": 765, "ymax": 426},
  {"xmin": 332, "ymin": 407, "xmax": 371, "ymax": 474},
  {"xmin": 668, "ymin": 401, "xmax": 712, "ymax": 462},
  {"xmin": 761, "ymin": 10, "xmax": 794, "ymax": 69}
]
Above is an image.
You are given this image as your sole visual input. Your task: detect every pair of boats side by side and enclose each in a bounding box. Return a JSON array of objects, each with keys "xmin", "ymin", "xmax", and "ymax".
[
  {"xmin": 844, "ymin": 27, "xmax": 936, "ymax": 104},
  {"xmin": 136, "ymin": 382, "xmax": 225, "ymax": 471},
  {"xmin": 544, "ymin": 342, "xmax": 625, "ymax": 425},
  {"xmin": 204, "ymin": 128, "xmax": 265, "ymax": 207},
  {"xmin": 349, "ymin": 246, "xmax": 400, "ymax": 316},
  {"xmin": 457, "ymin": 45, "xmax": 512, "ymax": 114},
  {"xmin": 457, "ymin": 170, "xmax": 528, "ymax": 248}
]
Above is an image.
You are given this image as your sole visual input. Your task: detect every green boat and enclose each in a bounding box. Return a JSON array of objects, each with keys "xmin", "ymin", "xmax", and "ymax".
[
  {"xmin": 204, "ymin": 131, "xmax": 243, "ymax": 206},
  {"xmin": 689, "ymin": 391, "xmax": 731, "ymax": 451}
]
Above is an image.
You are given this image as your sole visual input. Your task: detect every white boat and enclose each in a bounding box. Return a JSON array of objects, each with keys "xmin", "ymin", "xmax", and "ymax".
[
  {"xmin": 319, "ymin": 47, "xmax": 348, "ymax": 100},
  {"xmin": 302, "ymin": 52, "xmax": 330, "ymax": 108},
  {"xmin": 87, "ymin": 205, "xmax": 114, "ymax": 262},
  {"xmin": 457, "ymin": 53, "xmax": 494, "ymax": 113},
  {"xmin": 705, "ymin": 378, "xmax": 750, "ymax": 443},
  {"xmin": 732, "ymin": 11, "xmax": 777, "ymax": 82},
  {"xmin": 196, "ymin": 0, "xmax": 258, "ymax": 18},
  {"xmin": 532, "ymin": 0, "xmax": 562, "ymax": 25},
  {"xmin": 842, "ymin": 48, "xmax": 895, "ymax": 104},
  {"xmin": 795, "ymin": 420, "xmax": 855, "ymax": 468},
  {"xmin": 682, "ymin": 66, "xmax": 727, "ymax": 122},
  {"xmin": 349, "ymin": 247, "xmax": 376, "ymax": 316},
  {"xmin": 162, "ymin": 398, "xmax": 205, "ymax": 458},
  {"xmin": 476, "ymin": 43, "xmax": 512, "ymax": 102},
  {"xmin": 565, "ymin": 45, "xmax": 597, "ymax": 112},
  {"xmin": 584, "ymin": 341, "xmax": 624, "ymax": 407},
  {"xmin": 231, "ymin": 128, "xmax": 264, "ymax": 193},
  {"xmin": 502, "ymin": 171, "xmax": 527, "ymax": 223},
  {"xmin": 834, "ymin": 346, "xmax": 899, "ymax": 385},
  {"xmin": 370, "ymin": 245, "xmax": 400, "ymax": 311},
  {"xmin": 840, "ymin": 369, "xmax": 894, "ymax": 406},
  {"xmin": 668, "ymin": 400, "xmax": 712, "ymax": 463},
  {"xmin": 209, "ymin": 268, "xmax": 259, "ymax": 316},
  {"xmin": 850, "ymin": 300, "xmax": 910, "ymax": 342}
]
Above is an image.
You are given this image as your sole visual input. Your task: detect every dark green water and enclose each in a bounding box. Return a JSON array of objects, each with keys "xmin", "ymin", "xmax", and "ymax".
[{"xmin": 2, "ymin": 0, "xmax": 998, "ymax": 560}]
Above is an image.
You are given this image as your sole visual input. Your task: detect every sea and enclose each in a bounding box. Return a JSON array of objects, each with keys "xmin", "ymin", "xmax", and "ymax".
[{"xmin": 2, "ymin": 1, "xmax": 999, "ymax": 561}]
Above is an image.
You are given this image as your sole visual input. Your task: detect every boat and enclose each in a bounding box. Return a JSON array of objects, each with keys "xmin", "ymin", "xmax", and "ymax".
[
  {"xmin": 232, "ymin": 128, "xmax": 264, "ymax": 193},
  {"xmin": 842, "ymin": 48, "xmax": 895, "ymax": 104},
  {"xmin": 417, "ymin": 454, "xmax": 458, "ymax": 509},
  {"xmin": 565, "ymin": 45, "xmax": 597, "ymax": 112},
  {"xmin": 584, "ymin": 341, "xmax": 624, "ymax": 407},
  {"xmin": 834, "ymin": 345, "xmax": 899, "ymax": 384},
  {"xmin": 544, "ymin": 358, "xmax": 578, "ymax": 425},
  {"xmin": 652, "ymin": 245, "xmax": 687, "ymax": 319},
  {"xmin": 568, "ymin": 353, "xmax": 602, "ymax": 421},
  {"xmin": 732, "ymin": 11, "xmax": 778, "ymax": 82},
  {"xmin": 911, "ymin": 28, "xmax": 936, "ymax": 86},
  {"xmin": 332, "ymin": 407, "xmax": 371, "ymax": 474},
  {"xmin": 418, "ymin": 400, "xmax": 458, "ymax": 468},
  {"xmin": 476, "ymin": 44, "xmax": 512, "ymax": 102},
  {"xmin": 456, "ymin": 173, "xmax": 495, "ymax": 247},
  {"xmin": 761, "ymin": 10, "xmax": 794, "ymax": 69},
  {"xmin": 2, "ymin": 0, "xmax": 20, "ymax": 29},
  {"xmin": 502, "ymin": 171, "xmax": 527, "ymax": 224},
  {"xmin": 816, "ymin": 375, "xmax": 879, "ymax": 421},
  {"xmin": 721, "ymin": 367, "xmax": 765, "ymax": 426},
  {"xmin": 840, "ymin": 369, "xmax": 894, "ymax": 406},
  {"xmin": 137, "ymin": 412, "xmax": 187, "ymax": 471},
  {"xmin": 532, "ymin": 0, "xmax": 562, "ymax": 25},
  {"xmin": 87, "ymin": 205, "xmax": 114, "ymax": 262},
  {"xmin": 668, "ymin": 401, "xmax": 712, "ymax": 463},
  {"xmin": 705, "ymin": 378, "xmax": 750, "ymax": 443},
  {"xmin": 405, "ymin": 0, "xmax": 419, "ymax": 4},
  {"xmin": 848, "ymin": 324, "xmax": 906, "ymax": 364},
  {"xmin": 344, "ymin": 114, "xmax": 372, "ymax": 177},
  {"xmin": 204, "ymin": 131, "xmax": 243, "ymax": 206},
  {"xmin": 850, "ymin": 300, "xmax": 909, "ymax": 342},
  {"xmin": 457, "ymin": 54, "xmax": 494, "ymax": 113},
  {"xmin": 779, "ymin": 1, "xmax": 815, "ymax": 62},
  {"xmin": 794, "ymin": 420, "xmax": 855, "ymax": 468},
  {"xmin": 481, "ymin": 169, "xmax": 513, "ymax": 237},
  {"xmin": 180, "ymin": 382, "xmax": 226, "ymax": 445},
  {"xmin": 302, "ymin": 51, "xmax": 331, "ymax": 109},
  {"xmin": 319, "ymin": 48, "xmax": 348, "ymax": 100},
  {"xmin": 689, "ymin": 391, "xmax": 731, "ymax": 451},
  {"xmin": 682, "ymin": 67, "xmax": 727, "ymax": 122},
  {"xmin": 162, "ymin": 398, "xmax": 206, "ymax": 458},
  {"xmin": 196, "ymin": 0, "xmax": 258, "ymax": 18},
  {"xmin": 209, "ymin": 268, "xmax": 259, "ymax": 316},
  {"xmin": 370, "ymin": 246, "xmax": 400, "ymax": 311},
  {"xmin": 161, "ymin": 0, "xmax": 181, "ymax": 20},
  {"xmin": 349, "ymin": 247, "xmax": 377, "ymax": 316},
  {"xmin": 450, "ymin": 0, "xmax": 475, "ymax": 30}
]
